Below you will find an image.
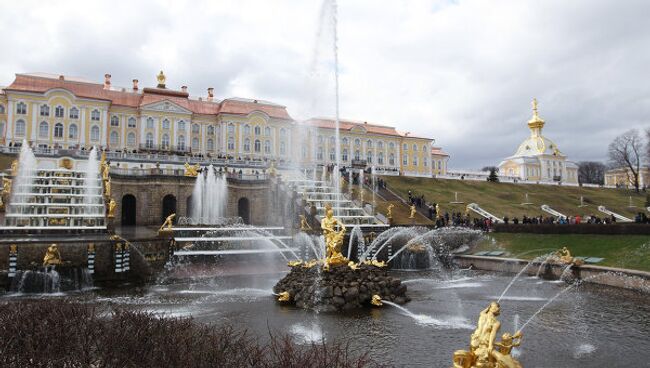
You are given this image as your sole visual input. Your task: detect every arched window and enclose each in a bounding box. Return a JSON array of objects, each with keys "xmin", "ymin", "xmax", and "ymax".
[
  {"xmin": 146, "ymin": 117, "xmax": 154, "ymax": 129},
  {"xmin": 40, "ymin": 105, "xmax": 50, "ymax": 116},
  {"xmin": 317, "ymin": 135, "xmax": 323, "ymax": 144},
  {"xmin": 244, "ymin": 138, "xmax": 251, "ymax": 152},
  {"xmin": 146, "ymin": 133, "xmax": 154, "ymax": 148},
  {"xmin": 207, "ymin": 138, "xmax": 214, "ymax": 151},
  {"xmin": 16, "ymin": 102, "xmax": 27, "ymax": 115},
  {"xmin": 329, "ymin": 148, "xmax": 335, "ymax": 161},
  {"xmin": 127, "ymin": 132, "xmax": 136, "ymax": 146},
  {"xmin": 39, "ymin": 121, "xmax": 49, "ymax": 138},
  {"xmin": 15, "ymin": 119, "xmax": 26, "ymax": 136},
  {"xmin": 367, "ymin": 151, "xmax": 373, "ymax": 164},
  {"xmin": 244, "ymin": 124, "xmax": 251, "ymax": 135},
  {"xmin": 227, "ymin": 123, "xmax": 235, "ymax": 135},
  {"xmin": 68, "ymin": 124, "xmax": 77, "ymax": 139},
  {"xmin": 402, "ymin": 154, "xmax": 408, "ymax": 166},
  {"xmin": 254, "ymin": 139, "xmax": 261, "ymax": 152},
  {"xmin": 264, "ymin": 140, "xmax": 271, "ymax": 154},
  {"xmin": 128, "ymin": 117, "xmax": 136, "ymax": 128},
  {"xmin": 413, "ymin": 144, "xmax": 417, "ymax": 151},
  {"xmin": 389, "ymin": 142, "xmax": 395, "ymax": 150},
  {"xmin": 54, "ymin": 123, "xmax": 64, "ymax": 138},
  {"xmin": 254, "ymin": 126, "xmax": 261, "ymax": 135},
  {"xmin": 354, "ymin": 138, "xmax": 360, "ymax": 147},
  {"xmin": 280, "ymin": 141, "xmax": 286, "ymax": 155},
  {"xmin": 227, "ymin": 136, "xmax": 235, "ymax": 150},
  {"xmin": 389, "ymin": 153, "xmax": 395, "ymax": 166},
  {"xmin": 329, "ymin": 136, "xmax": 336, "ymax": 146},
  {"xmin": 91, "ymin": 109, "xmax": 100, "ymax": 121},
  {"xmin": 110, "ymin": 131, "xmax": 119, "ymax": 146},
  {"xmin": 162, "ymin": 119, "xmax": 170, "ymax": 130},
  {"xmin": 191, "ymin": 137, "xmax": 199, "ymax": 151},
  {"xmin": 69, "ymin": 107, "xmax": 79, "ymax": 119},
  {"xmin": 342, "ymin": 137, "xmax": 348, "ymax": 145},
  {"xmin": 55, "ymin": 105, "xmax": 64, "ymax": 118},
  {"xmin": 367, "ymin": 139, "xmax": 373, "ymax": 148},
  {"xmin": 377, "ymin": 141, "xmax": 384, "ymax": 149},
  {"xmin": 354, "ymin": 150, "xmax": 360, "ymax": 160},
  {"xmin": 207, "ymin": 125, "xmax": 214, "ymax": 135},
  {"xmin": 403, "ymin": 143, "xmax": 408, "ymax": 151},
  {"xmin": 177, "ymin": 135, "xmax": 186, "ymax": 151},
  {"xmin": 413, "ymin": 155, "xmax": 418, "ymax": 166},
  {"xmin": 378, "ymin": 152, "xmax": 384, "ymax": 165},
  {"xmin": 317, "ymin": 147, "xmax": 323, "ymax": 160},
  {"xmin": 192, "ymin": 124, "xmax": 200, "ymax": 134},
  {"xmin": 342, "ymin": 149, "xmax": 348, "ymax": 161},
  {"xmin": 265, "ymin": 126, "xmax": 271, "ymax": 136},
  {"xmin": 161, "ymin": 134, "xmax": 170, "ymax": 149},
  {"xmin": 280, "ymin": 128, "xmax": 286, "ymax": 137},
  {"xmin": 111, "ymin": 116, "xmax": 120, "ymax": 127},
  {"xmin": 91, "ymin": 125, "xmax": 100, "ymax": 141},
  {"xmin": 422, "ymin": 144, "xmax": 428, "ymax": 152}
]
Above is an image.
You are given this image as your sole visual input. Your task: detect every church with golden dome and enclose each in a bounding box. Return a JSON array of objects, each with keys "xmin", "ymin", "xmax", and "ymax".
[{"xmin": 499, "ymin": 99, "xmax": 578, "ymax": 184}]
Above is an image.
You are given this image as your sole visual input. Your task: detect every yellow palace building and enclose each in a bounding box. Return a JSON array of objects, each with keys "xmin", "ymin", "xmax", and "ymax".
[{"xmin": 0, "ymin": 71, "xmax": 435, "ymax": 177}]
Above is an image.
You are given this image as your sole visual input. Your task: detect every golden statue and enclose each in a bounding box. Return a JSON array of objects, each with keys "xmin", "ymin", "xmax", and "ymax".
[
  {"xmin": 386, "ymin": 204, "xmax": 395, "ymax": 219},
  {"xmin": 88, "ymin": 243, "xmax": 95, "ymax": 252},
  {"xmin": 287, "ymin": 260, "xmax": 303, "ymax": 267},
  {"xmin": 159, "ymin": 213, "xmax": 176, "ymax": 232},
  {"xmin": 10, "ymin": 160, "xmax": 18, "ymax": 176},
  {"xmin": 10, "ymin": 244, "xmax": 17, "ymax": 253},
  {"xmin": 43, "ymin": 244, "xmax": 63, "ymax": 267},
  {"xmin": 436, "ymin": 203, "xmax": 442, "ymax": 219},
  {"xmin": 363, "ymin": 259, "xmax": 387, "ymax": 268},
  {"xmin": 371, "ymin": 295, "xmax": 383, "ymax": 306},
  {"xmin": 184, "ymin": 162, "xmax": 200, "ymax": 177},
  {"xmin": 157, "ymin": 70, "xmax": 166, "ymax": 88},
  {"xmin": 107, "ymin": 198, "xmax": 117, "ymax": 218},
  {"xmin": 409, "ymin": 204, "xmax": 417, "ymax": 219},
  {"xmin": 453, "ymin": 302, "xmax": 523, "ymax": 368},
  {"xmin": 321, "ymin": 204, "xmax": 347, "ymax": 269},
  {"xmin": 299, "ymin": 215, "xmax": 312, "ymax": 231},
  {"xmin": 347, "ymin": 261, "xmax": 359, "ymax": 270},
  {"xmin": 553, "ymin": 246, "xmax": 583, "ymax": 266},
  {"xmin": 359, "ymin": 188, "xmax": 365, "ymax": 203},
  {"xmin": 3, "ymin": 177, "xmax": 12, "ymax": 194},
  {"xmin": 102, "ymin": 161, "xmax": 110, "ymax": 181},
  {"xmin": 104, "ymin": 178, "xmax": 111, "ymax": 197},
  {"xmin": 302, "ymin": 259, "xmax": 318, "ymax": 269},
  {"xmin": 277, "ymin": 291, "xmax": 290, "ymax": 302}
]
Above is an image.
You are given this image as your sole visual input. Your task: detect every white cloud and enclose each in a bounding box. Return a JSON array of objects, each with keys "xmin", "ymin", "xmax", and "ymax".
[{"xmin": 1, "ymin": 0, "xmax": 648, "ymax": 168}]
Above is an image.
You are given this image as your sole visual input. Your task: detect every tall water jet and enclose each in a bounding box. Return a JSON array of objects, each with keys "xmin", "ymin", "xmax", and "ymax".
[
  {"xmin": 83, "ymin": 147, "xmax": 102, "ymax": 215},
  {"xmin": 191, "ymin": 165, "xmax": 228, "ymax": 224},
  {"xmin": 9, "ymin": 140, "xmax": 37, "ymax": 217}
]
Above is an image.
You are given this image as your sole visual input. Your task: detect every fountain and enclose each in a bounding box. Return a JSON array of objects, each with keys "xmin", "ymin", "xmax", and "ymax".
[{"xmin": 190, "ymin": 165, "xmax": 228, "ymax": 225}]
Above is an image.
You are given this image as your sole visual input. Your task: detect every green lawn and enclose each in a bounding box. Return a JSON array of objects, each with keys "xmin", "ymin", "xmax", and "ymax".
[
  {"xmin": 382, "ymin": 176, "xmax": 649, "ymax": 220},
  {"xmin": 473, "ymin": 233, "xmax": 650, "ymax": 272}
]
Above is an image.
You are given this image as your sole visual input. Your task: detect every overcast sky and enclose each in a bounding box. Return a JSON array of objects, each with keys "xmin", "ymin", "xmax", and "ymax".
[{"xmin": 1, "ymin": 0, "xmax": 648, "ymax": 168}]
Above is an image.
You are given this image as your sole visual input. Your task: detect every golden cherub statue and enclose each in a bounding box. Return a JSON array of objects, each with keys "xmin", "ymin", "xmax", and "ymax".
[
  {"xmin": 299, "ymin": 214, "xmax": 312, "ymax": 231},
  {"xmin": 159, "ymin": 213, "xmax": 176, "ymax": 232},
  {"xmin": 184, "ymin": 162, "xmax": 200, "ymax": 177},
  {"xmin": 453, "ymin": 302, "xmax": 523, "ymax": 368},
  {"xmin": 409, "ymin": 204, "xmax": 417, "ymax": 219},
  {"xmin": 386, "ymin": 204, "xmax": 395, "ymax": 219},
  {"xmin": 43, "ymin": 244, "xmax": 63, "ymax": 267},
  {"xmin": 11, "ymin": 160, "xmax": 18, "ymax": 176},
  {"xmin": 107, "ymin": 198, "xmax": 117, "ymax": 218},
  {"xmin": 321, "ymin": 203, "xmax": 347, "ymax": 269}
]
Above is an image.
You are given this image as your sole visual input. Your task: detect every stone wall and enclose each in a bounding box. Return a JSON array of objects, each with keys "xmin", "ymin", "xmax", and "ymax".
[{"xmin": 493, "ymin": 223, "xmax": 650, "ymax": 235}]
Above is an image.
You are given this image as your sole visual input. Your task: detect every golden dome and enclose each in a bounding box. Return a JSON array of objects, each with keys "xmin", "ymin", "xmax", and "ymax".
[{"xmin": 527, "ymin": 98, "xmax": 545, "ymax": 130}]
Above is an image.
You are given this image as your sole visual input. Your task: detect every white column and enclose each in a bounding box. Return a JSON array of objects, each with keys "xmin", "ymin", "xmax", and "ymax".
[
  {"xmin": 80, "ymin": 108, "xmax": 86, "ymax": 146},
  {"xmin": 6, "ymin": 101, "xmax": 13, "ymax": 141}
]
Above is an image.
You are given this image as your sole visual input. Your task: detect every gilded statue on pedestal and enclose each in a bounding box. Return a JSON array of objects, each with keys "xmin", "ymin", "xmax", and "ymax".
[
  {"xmin": 409, "ymin": 204, "xmax": 417, "ymax": 219},
  {"xmin": 43, "ymin": 244, "xmax": 63, "ymax": 267},
  {"xmin": 104, "ymin": 178, "xmax": 111, "ymax": 197},
  {"xmin": 102, "ymin": 161, "xmax": 110, "ymax": 181},
  {"xmin": 184, "ymin": 162, "xmax": 200, "ymax": 177},
  {"xmin": 386, "ymin": 204, "xmax": 394, "ymax": 219},
  {"xmin": 321, "ymin": 204, "xmax": 347, "ymax": 269},
  {"xmin": 553, "ymin": 246, "xmax": 583, "ymax": 266},
  {"xmin": 107, "ymin": 198, "xmax": 117, "ymax": 218},
  {"xmin": 453, "ymin": 302, "xmax": 523, "ymax": 368},
  {"xmin": 159, "ymin": 213, "xmax": 176, "ymax": 232}
]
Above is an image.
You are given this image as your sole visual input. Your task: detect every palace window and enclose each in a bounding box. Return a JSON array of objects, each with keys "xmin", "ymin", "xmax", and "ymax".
[
  {"xmin": 422, "ymin": 144, "xmax": 427, "ymax": 152},
  {"xmin": 354, "ymin": 138, "xmax": 360, "ymax": 147},
  {"xmin": 39, "ymin": 121, "xmax": 49, "ymax": 138},
  {"xmin": 342, "ymin": 137, "xmax": 348, "ymax": 146},
  {"xmin": 192, "ymin": 138, "xmax": 199, "ymax": 151},
  {"xmin": 244, "ymin": 124, "xmax": 251, "ymax": 135},
  {"xmin": 227, "ymin": 123, "xmax": 235, "ymax": 135},
  {"xmin": 110, "ymin": 131, "xmax": 119, "ymax": 146},
  {"xmin": 16, "ymin": 102, "xmax": 27, "ymax": 115},
  {"xmin": 128, "ymin": 117, "xmax": 136, "ymax": 128},
  {"xmin": 161, "ymin": 134, "xmax": 170, "ymax": 150},
  {"xmin": 367, "ymin": 151, "xmax": 373, "ymax": 164},
  {"xmin": 280, "ymin": 141, "xmax": 286, "ymax": 155},
  {"xmin": 378, "ymin": 152, "xmax": 384, "ymax": 165},
  {"xmin": 402, "ymin": 154, "xmax": 408, "ymax": 166},
  {"xmin": 438, "ymin": 161, "xmax": 442, "ymax": 170},
  {"xmin": 280, "ymin": 128, "xmax": 286, "ymax": 137},
  {"xmin": 329, "ymin": 148, "xmax": 335, "ymax": 161},
  {"xmin": 69, "ymin": 107, "xmax": 79, "ymax": 119},
  {"xmin": 207, "ymin": 125, "xmax": 214, "ymax": 135},
  {"xmin": 265, "ymin": 127, "xmax": 271, "ymax": 136},
  {"xmin": 264, "ymin": 140, "xmax": 271, "ymax": 154},
  {"xmin": 367, "ymin": 139, "xmax": 373, "ymax": 148},
  {"xmin": 192, "ymin": 124, "xmax": 200, "ymax": 134},
  {"xmin": 91, "ymin": 109, "xmax": 100, "ymax": 121},
  {"xmin": 389, "ymin": 153, "xmax": 395, "ymax": 166},
  {"xmin": 317, "ymin": 147, "xmax": 323, "ymax": 160},
  {"xmin": 40, "ymin": 105, "xmax": 50, "ymax": 117},
  {"xmin": 329, "ymin": 136, "xmax": 336, "ymax": 146},
  {"xmin": 54, "ymin": 123, "xmax": 64, "ymax": 138},
  {"xmin": 354, "ymin": 150, "xmax": 360, "ymax": 160},
  {"xmin": 254, "ymin": 126, "xmax": 261, "ymax": 136},
  {"xmin": 178, "ymin": 120, "xmax": 186, "ymax": 131},
  {"xmin": 403, "ymin": 143, "xmax": 408, "ymax": 151},
  {"xmin": 207, "ymin": 139, "xmax": 214, "ymax": 151},
  {"xmin": 146, "ymin": 117, "xmax": 154, "ymax": 129},
  {"xmin": 146, "ymin": 133, "xmax": 154, "ymax": 149},
  {"xmin": 413, "ymin": 144, "xmax": 417, "ymax": 151},
  {"xmin": 342, "ymin": 149, "xmax": 348, "ymax": 161},
  {"xmin": 388, "ymin": 142, "xmax": 395, "ymax": 150},
  {"xmin": 227, "ymin": 136, "xmax": 235, "ymax": 150},
  {"xmin": 177, "ymin": 135, "xmax": 186, "ymax": 151},
  {"xmin": 68, "ymin": 124, "xmax": 77, "ymax": 139},
  {"xmin": 0, "ymin": 105, "xmax": 5, "ymax": 114},
  {"xmin": 55, "ymin": 106, "xmax": 64, "ymax": 118},
  {"xmin": 377, "ymin": 141, "xmax": 384, "ymax": 150},
  {"xmin": 423, "ymin": 157, "xmax": 427, "ymax": 167},
  {"xmin": 127, "ymin": 132, "xmax": 136, "ymax": 147},
  {"xmin": 244, "ymin": 138, "xmax": 251, "ymax": 152},
  {"xmin": 14, "ymin": 119, "xmax": 25, "ymax": 136},
  {"xmin": 413, "ymin": 155, "xmax": 418, "ymax": 166},
  {"xmin": 301, "ymin": 146, "xmax": 307, "ymax": 158},
  {"xmin": 318, "ymin": 135, "xmax": 323, "ymax": 144},
  {"xmin": 111, "ymin": 116, "xmax": 120, "ymax": 127},
  {"xmin": 90, "ymin": 125, "xmax": 100, "ymax": 141},
  {"xmin": 162, "ymin": 119, "xmax": 170, "ymax": 130},
  {"xmin": 254, "ymin": 139, "xmax": 261, "ymax": 153}
]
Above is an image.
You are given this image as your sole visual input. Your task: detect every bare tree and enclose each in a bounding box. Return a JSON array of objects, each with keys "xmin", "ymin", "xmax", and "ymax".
[
  {"xmin": 577, "ymin": 161, "xmax": 606, "ymax": 185},
  {"xmin": 608, "ymin": 129, "xmax": 642, "ymax": 192}
]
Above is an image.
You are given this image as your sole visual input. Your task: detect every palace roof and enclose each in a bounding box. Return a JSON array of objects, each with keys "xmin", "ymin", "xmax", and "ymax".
[
  {"xmin": 304, "ymin": 118, "xmax": 430, "ymax": 139},
  {"xmin": 431, "ymin": 147, "xmax": 449, "ymax": 156}
]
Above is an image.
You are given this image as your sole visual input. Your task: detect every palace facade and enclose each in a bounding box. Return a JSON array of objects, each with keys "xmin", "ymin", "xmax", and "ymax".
[{"xmin": 0, "ymin": 72, "xmax": 436, "ymax": 177}]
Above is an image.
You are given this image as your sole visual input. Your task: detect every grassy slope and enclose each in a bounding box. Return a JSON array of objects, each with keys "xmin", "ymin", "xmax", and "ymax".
[
  {"xmin": 382, "ymin": 176, "xmax": 648, "ymax": 220},
  {"xmin": 474, "ymin": 233, "xmax": 650, "ymax": 271}
]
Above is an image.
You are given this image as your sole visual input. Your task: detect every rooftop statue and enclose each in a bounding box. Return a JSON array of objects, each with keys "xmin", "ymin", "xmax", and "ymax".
[
  {"xmin": 157, "ymin": 70, "xmax": 166, "ymax": 88},
  {"xmin": 321, "ymin": 203, "xmax": 347, "ymax": 269},
  {"xmin": 43, "ymin": 244, "xmax": 63, "ymax": 267}
]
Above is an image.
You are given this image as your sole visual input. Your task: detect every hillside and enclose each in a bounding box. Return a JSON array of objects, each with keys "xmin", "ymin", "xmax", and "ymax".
[{"xmin": 382, "ymin": 176, "xmax": 648, "ymax": 221}]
